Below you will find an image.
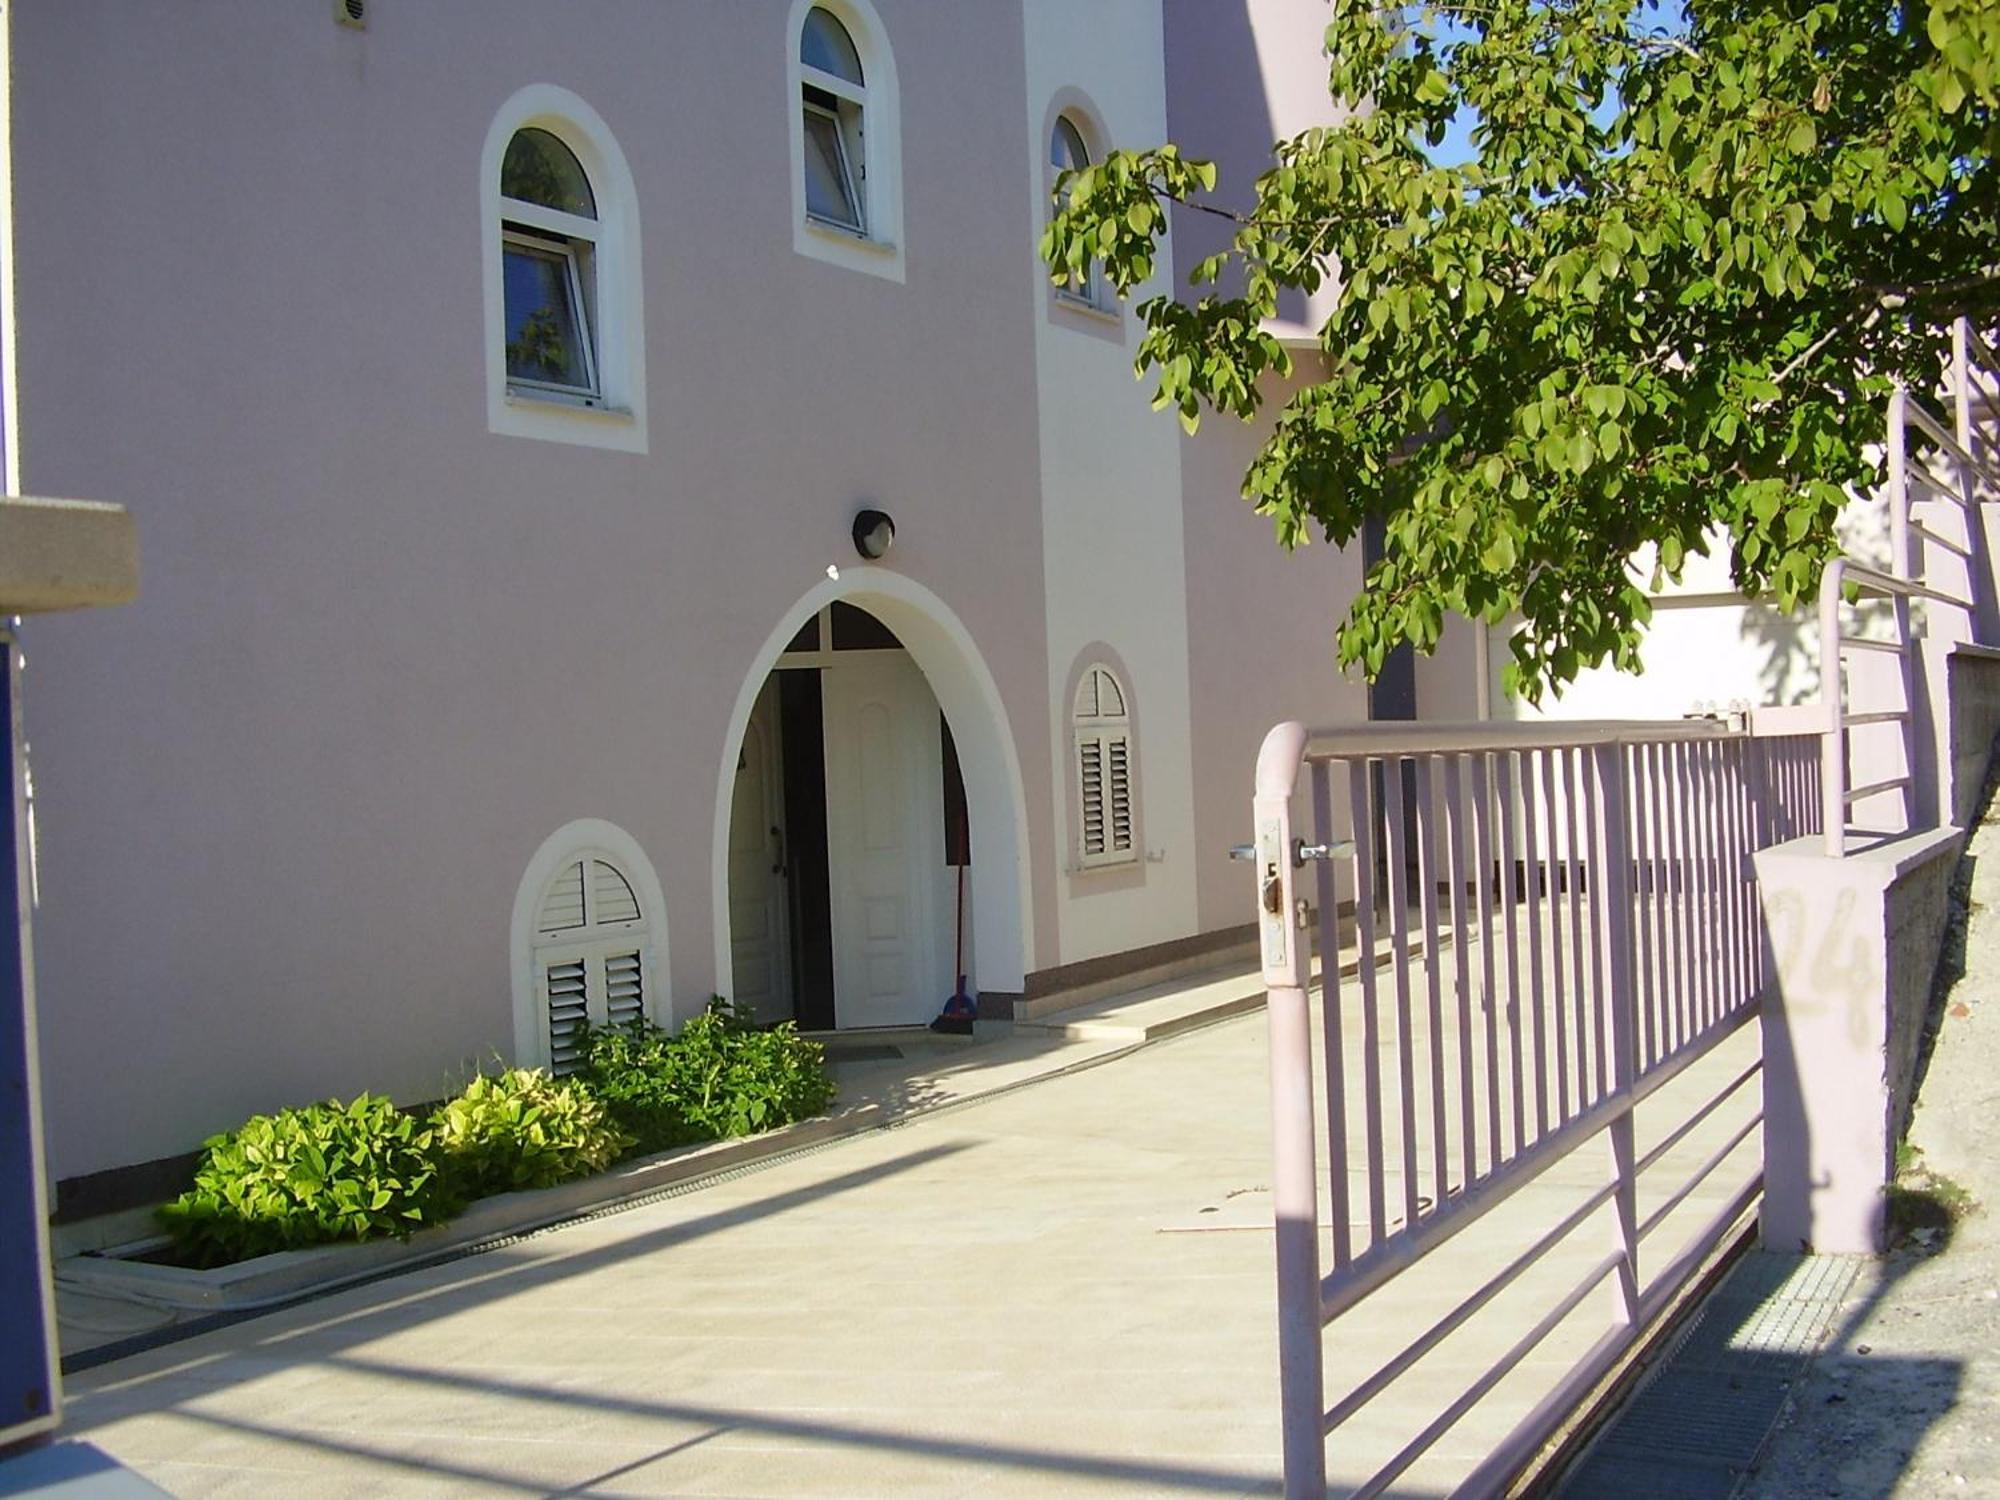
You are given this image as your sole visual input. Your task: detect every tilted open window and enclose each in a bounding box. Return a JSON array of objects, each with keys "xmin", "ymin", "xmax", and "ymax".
[
  {"xmin": 501, "ymin": 128, "xmax": 601, "ymax": 400},
  {"xmin": 788, "ymin": 0, "xmax": 903, "ymax": 280}
]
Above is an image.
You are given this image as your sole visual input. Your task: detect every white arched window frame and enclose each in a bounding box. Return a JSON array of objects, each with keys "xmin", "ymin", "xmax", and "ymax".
[
  {"xmin": 1072, "ymin": 665, "xmax": 1137, "ymax": 868},
  {"xmin": 1049, "ymin": 111, "xmax": 1107, "ymax": 311},
  {"xmin": 787, "ymin": 0, "xmax": 904, "ymax": 283},
  {"xmin": 481, "ymin": 86, "xmax": 647, "ymax": 453},
  {"xmin": 511, "ymin": 821, "xmax": 670, "ymax": 1071}
]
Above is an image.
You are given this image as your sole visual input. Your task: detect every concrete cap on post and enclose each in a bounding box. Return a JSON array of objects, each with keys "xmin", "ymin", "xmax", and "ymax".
[{"xmin": 0, "ymin": 497, "xmax": 137, "ymax": 615}]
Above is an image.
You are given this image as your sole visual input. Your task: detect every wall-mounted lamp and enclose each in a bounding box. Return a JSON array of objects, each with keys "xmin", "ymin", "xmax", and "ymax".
[{"xmin": 852, "ymin": 508, "xmax": 896, "ymax": 561}]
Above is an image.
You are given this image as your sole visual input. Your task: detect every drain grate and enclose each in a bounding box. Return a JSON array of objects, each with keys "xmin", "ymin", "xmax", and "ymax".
[{"xmin": 1560, "ymin": 1251, "xmax": 1862, "ymax": 1497}]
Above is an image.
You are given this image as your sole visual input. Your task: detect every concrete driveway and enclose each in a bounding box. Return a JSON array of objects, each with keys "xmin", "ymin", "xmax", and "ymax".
[
  {"xmin": 59, "ymin": 980, "xmax": 1757, "ymax": 1499},
  {"xmin": 63, "ymin": 1015, "xmax": 1295, "ymax": 1498}
]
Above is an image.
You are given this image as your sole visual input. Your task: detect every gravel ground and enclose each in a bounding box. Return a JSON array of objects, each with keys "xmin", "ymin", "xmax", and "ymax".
[{"xmin": 1743, "ymin": 782, "xmax": 2000, "ymax": 1499}]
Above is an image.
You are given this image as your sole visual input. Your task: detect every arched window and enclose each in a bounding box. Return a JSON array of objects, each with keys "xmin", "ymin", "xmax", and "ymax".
[
  {"xmin": 1049, "ymin": 112, "xmax": 1104, "ymax": 308},
  {"xmin": 510, "ymin": 820, "xmax": 667, "ymax": 1072},
  {"xmin": 1073, "ymin": 665, "xmax": 1136, "ymax": 867},
  {"xmin": 480, "ymin": 86, "xmax": 646, "ymax": 452},
  {"xmin": 530, "ymin": 851, "xmax": 652, "ymax": 1073},
  {"xmin": 501, "ymin": 127, "xmax": 599, "ymax": 398},
  {"xmin": 788, "ymin": 0, "xmax": 903, "ymax": 281},
  {"xmin": 800, "ymin": 9, "xmax": 868, "ymax": 234}
]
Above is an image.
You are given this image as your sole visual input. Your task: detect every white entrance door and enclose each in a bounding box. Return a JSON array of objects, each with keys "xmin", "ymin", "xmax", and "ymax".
[
  {"xmin": 822, "ymin": 652, "xmax": 947, "ymax": 1028},
  {"xmin": 728, "ymin": 680, "xmax": 791, "ymax": 1023}
]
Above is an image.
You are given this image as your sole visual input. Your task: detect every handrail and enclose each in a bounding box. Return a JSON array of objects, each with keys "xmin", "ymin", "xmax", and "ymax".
[
  {"xmin": 1904, "ymin": 398, "xmax": 2000, "ymax": 494},
  {"xmin": 1298, "ymin": 717, "xmax": 1737, "ymax": 762},
  {"xmin": 1838, "ymin": 560, "xmax": 1968, "ymax": 607},
  {"xmin": 1966, "ymin": 321, "xmax": 2000, "ymax": 378}
]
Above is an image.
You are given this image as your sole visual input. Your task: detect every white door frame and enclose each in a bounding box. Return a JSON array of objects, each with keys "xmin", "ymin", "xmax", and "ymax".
[{"xmin": 709, "ymin": 568, "xmax": 1033, "ymax": 1003}]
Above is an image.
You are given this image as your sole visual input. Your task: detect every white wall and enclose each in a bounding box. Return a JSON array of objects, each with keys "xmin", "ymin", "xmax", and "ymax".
[{"xmin": 1023, "ymin": 0, "xmax": 1199, "ymax": 963}]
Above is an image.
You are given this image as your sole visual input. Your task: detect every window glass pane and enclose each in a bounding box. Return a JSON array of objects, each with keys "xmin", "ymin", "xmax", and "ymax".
[
  {"xmin": 502, "ymin": 128, "xmax": 597, "ymax": 219},
  {"xmin": 803, "ymin": 108, "xmax": 863, "ymax": 230},
  {"xmin": 801, "ymin": 8, "xmax": 864, "ymax": 85},
  {"xmin": 785, "ymin": 614, "xmax": 821, "ymax": 653},
  {"xmin": 1052, "ymin": 115, "xmax": 1090, "ymax": 172},
  {"xmin": 503, "ymin": 242, "xmax": 589, "ymax": 389},
  {"xmin": 830, "ymin": 601, "xmax": 902, "ymax": 650}
]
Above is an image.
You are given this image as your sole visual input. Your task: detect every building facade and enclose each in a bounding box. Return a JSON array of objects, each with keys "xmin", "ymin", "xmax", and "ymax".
[{"xmin": 7, "ymin": 0, "xmax": 1382, "ymax": 1204}]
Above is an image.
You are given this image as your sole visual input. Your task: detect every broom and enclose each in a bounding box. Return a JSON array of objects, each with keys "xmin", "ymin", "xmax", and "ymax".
[{"xmin": 929, "ymin": 863, "xmax": 976, "ymax": 1034}]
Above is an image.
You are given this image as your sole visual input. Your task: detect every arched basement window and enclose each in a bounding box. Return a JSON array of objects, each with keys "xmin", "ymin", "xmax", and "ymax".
[{"xmin": 531, "ymin": 852, "xmax": 650, "ymax": 1072}]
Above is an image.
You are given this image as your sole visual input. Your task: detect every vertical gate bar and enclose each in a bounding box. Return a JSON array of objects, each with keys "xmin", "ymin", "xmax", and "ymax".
[
  {"xmin": 1521, "ymin": 751, "xmax": 1551, "ymax": 1140},
  {"xmin": 1708, "ymin": 740, "xmax": 1729, "ymax": 1027},
  {"xmin": 1632, "ymin": 744, "xmax": 1658, "ymax": 1071},
  {"xmin": 1660, "ymin": 741, "xmax": 1680, "ymax": 1054},
  {"xmin": 1667, "ymin": 740, "xmax": 1691, "ymax": 1053},
  {"xmin": 1348, "ymin": 765, "xmax": 1387, "ymax": 1246},
  {"xmin": 1729, "ymin": 740, "xmax": 1752, "ymax": 1010},
  {"xmin": 1575, "ymin": 744, "xmax": 1606, "ymax": 1103},
  {"xmin": 1594, "ymin": 742, "xmax": 1642, "ymax": 1327},
  {"xmin": 1416, "ymin": 758, "xmax": 1450, "ymax": 1202},
  {"xmin": 1808, "ymin": 737, "xmax": 1823, "ymax": 840},
  {"xmin": 1473, "ymin": 752, "xmax": 1505, "ymax": 1173},
  {"xmin": 1640, "ymin": 748, "xmax": 1672, "ymax": 1064},
  {"xmin": 1724, "ymin": 739, "xmax": 1744, "ymax": 1012},
  {"xmin": 1701, "ymin": 740, "xmax": 1723, "ymax": 1030},
  {"xmin": 1497, "ymin": 752, "xmax": 1527, "ymax": 1155},
  {"xmin": 1254, "ymin": 725, "xmax": 1324, "ymax": 1500},
  {"xmin": 1689, "ymin": 740, "xmax": 1710, "ymax": 1033},
  {"xmin": 1444, "ymin": 755, "xmax": 1478, "ymax": 1187},
  {"xmin": 1640, "ymin": 742, "xmax": 1664, "ymax": 1063},
  {"xmin": 1539, "ymin": 748, "xmax": 1571, "ymax": 1126},
  {"xmin": 1677, "ymin": 739, "xmax": 1702, "ymax": 1037},
  {"xmin": 1310, "ymin": 759, "xmax": 1351, "ymax": 1271},
  {"xmin": 1383, "ymin": 761, "xmax": 1422, "ymax": 1227},
  {"xmin": 1270, "ymin": 962, "xmax": 1328, "ymax": 1500}
]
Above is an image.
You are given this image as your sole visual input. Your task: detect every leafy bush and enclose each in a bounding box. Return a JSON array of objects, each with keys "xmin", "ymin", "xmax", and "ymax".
[
  {"xmin": 157, "ymin": 1094, "xmax": 452, "ymax": 1268},
  {"xmin": 155, "ymin": 1001, "xmax": 835, "ymax": 1268},
  {"xmin": 430, "ymin": 1067, "xmax": 630, "ymax": 1200},
  {"xmin": 578, "ymin": 999, "xmax": 837, "ymax": 1155}
]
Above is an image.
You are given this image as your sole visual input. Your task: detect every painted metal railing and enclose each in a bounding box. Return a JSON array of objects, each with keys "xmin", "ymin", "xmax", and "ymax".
[
  {"xmin": 1253, "ymin": 718, "xmax": 1821, "ymax": 1498},
  {"xmin": 1820, "ymin": 318, "xmax": 2000, "ymax": 854}
]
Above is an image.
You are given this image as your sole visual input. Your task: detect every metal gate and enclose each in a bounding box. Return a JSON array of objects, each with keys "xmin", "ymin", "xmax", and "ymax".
[{"xmin": 1251, "ymin": 717, "xmax": 1820, "ymax": 1497}]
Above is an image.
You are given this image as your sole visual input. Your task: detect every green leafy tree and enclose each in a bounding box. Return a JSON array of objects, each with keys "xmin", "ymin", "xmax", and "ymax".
[{"xmin": 1042, "ymin": 0, "xmax": 2000, "ymax": 698}]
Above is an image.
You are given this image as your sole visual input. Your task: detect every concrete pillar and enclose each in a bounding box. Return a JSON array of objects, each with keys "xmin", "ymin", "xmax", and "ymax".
[{"xmin": 1755, "ymin": 828, "xmax": 1960, "ymax": 1253}]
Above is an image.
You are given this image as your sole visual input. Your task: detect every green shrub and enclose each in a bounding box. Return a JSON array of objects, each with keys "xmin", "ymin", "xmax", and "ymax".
[
  {"xmin": 430, "ymin": 1067, "xmax": 630, "ymax": 1200},
  {"xmin": 578, "ymin": 999, "xmax": 837, "ymax": 1155},
  {"xmin": 157, "ymin": 1094, "xmax": 452, "ymax": 1268}
]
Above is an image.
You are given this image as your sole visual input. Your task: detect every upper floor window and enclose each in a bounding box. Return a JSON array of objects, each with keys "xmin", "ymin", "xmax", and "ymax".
[
  {"xmin": 1049, "ymin": 114, "xmax": 1103, "ymax": 308},
  {"xmin": 481, "ymin": 86, "xmax": 647, "ymax": 452},
  {"xmin": 800, "ymin": 9, "xmax": 868, "ymax": 234},
  {"xmin": 501, "ymin": 128, "xmax": 600, "ymax": 398},
  {"xmin": 788, "ymin": 0, "xmax": 904, "ymax": 282}
]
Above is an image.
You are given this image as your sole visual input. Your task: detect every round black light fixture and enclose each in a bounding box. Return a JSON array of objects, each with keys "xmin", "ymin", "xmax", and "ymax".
[{"xmin": 852, "ymin": 508, "xmax": 896, "ymax": 561}]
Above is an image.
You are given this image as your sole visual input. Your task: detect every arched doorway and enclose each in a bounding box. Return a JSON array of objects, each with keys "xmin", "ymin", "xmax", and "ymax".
[{"xmin": 710, "ymin": 571, "xmax": 1031, "ymax": 1028}]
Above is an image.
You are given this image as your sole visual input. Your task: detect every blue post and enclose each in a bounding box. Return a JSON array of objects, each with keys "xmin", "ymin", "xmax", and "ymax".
[{"xmin": 0, "ymin": 629, "xmax": 59, "ymax": 1452}]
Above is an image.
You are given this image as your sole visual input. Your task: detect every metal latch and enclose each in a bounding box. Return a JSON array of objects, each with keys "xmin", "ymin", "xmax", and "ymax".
[{"xmin": 1229, "ymin": 838, "xmax": 1352, "ymax": 866}]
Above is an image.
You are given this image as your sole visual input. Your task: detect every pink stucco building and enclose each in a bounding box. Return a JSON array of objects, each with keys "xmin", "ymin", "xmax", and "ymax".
[{"xmin": 6, "ymin": 2, "xmax": 1459, "ymax": 1221}]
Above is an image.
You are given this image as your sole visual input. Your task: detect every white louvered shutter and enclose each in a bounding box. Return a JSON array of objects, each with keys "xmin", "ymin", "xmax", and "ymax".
[
  {"xmin": 542, "ymin": 952, "xmax": 591, "ymax": 1074},
  {"xmin": 591, "ymin": 860, "xmax": 640, "ymax": 925},
  {"xmin": 538, "ymin": 859, "xmax": 587, "ymax": 933},
  {"xmin": 604, "ymin": 948, "xmax": 645, "ymax": 1029},
  {"xmin": 531, "ymin": 851, "xmax": 651, "ymax": 1072},
  {"xmin": 1073, "ymin": 666, "xmax": 1137, "ymax": 868},
  {"xmin": 1079, "ymin": 736, "xmax": 1107, "ymax": 858},
  {"xmin": 1107, "ymin": 733, "xmax": 1133, "ymax": 856}
]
